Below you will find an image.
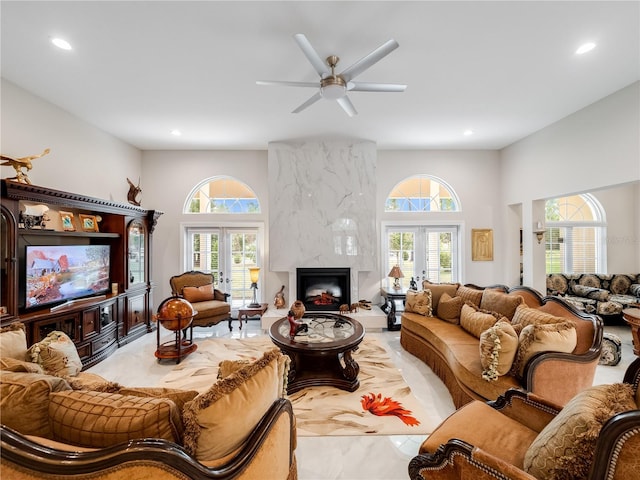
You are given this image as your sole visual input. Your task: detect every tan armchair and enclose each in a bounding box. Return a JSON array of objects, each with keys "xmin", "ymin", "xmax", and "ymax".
[
  {"xmin": 169, "ymin": 271, "xmax": 232, "ymax": 332},
  {"xmin": 409, "ymin": 357, "xmax": 640, "ymax": 480}
]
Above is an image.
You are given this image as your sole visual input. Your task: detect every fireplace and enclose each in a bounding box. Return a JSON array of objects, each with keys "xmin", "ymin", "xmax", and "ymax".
[{"xmin": 296, "ymin": 267, "xmax": 351, "ymax": 312}]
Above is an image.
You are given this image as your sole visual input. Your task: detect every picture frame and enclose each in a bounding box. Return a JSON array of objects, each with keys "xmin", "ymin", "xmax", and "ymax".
[
  {"xmin": 79, "ymin": 214, "xmax": 99, "ymax": 232},
  {"xmin": 59, "ymin": 211, "xmax": 75, "ymax": 231},
  {"xmin": 472, "ymin": 228, "xmax": 493, "ymax": 261}
]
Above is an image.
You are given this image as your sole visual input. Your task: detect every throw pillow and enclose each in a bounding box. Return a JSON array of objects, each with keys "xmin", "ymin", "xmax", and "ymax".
[
  {"xmin": 182, "ymin": 283, "xmax": 215, "ymax": 303},
  {"xmin": 511, "ymin": 321, "xmax": 577, "ymax": 378},
  {"xmin": 49, "ymin": 390, "xmax": 183, "ymax": 447},
  {"xmin": 479, "ymin": 289, "xmax": 525, "ymax": 320},
  {"xmin": 455, "ymin": 285, "xmax": 483, "ymax": 307},
  {"xmin": 572, "ymin": 284, "xmax": 610, "ymax": 302},
  {"xmin": 118, "ymin": 387, "xmax": 199, "ymax": 413},
  {"xmin": 0, "ymin": 370, "xmax": 71, "ymax": 437},
  {"xmin": 421, "ymin": 281, "xmax": 459, "ymax": 309},
  {"xmin": 0, "ymin": 357, "xmax": 44, "ymax": 373},
  {"xmin": 27, "ymin": 331, "xmax": 83, "ymax": 377},
  {"xmin": 436, "ymin": 292, "xmax": 464, "ymax": 324},
  {"xmin": 511, "ymin": 305, "xmax": 569, "ymax": 335},
  {"xmin": 460, "ymin": 303, "xmax": 501, "ymax": 339},
  {"xmin": 182, "ymin": 348, "xmax": 286, "ymax": 461},
  {"xmin": 629, "ymin": 283, "xmax": 640, "ymax": 297},
  {"xmin": 479, "ymin": 321, "xmax": 519, "ymax": 381},
  {"xmin": 524, "ymin": 383, "xmax": 636, "ymax": 480},
  {"xmin": 0, "ymin": 322, "xmax": 28, "ymax": 361},
  {"xmin": 405, "ymin": 290, "xmax": 433, "ymax": 316}
]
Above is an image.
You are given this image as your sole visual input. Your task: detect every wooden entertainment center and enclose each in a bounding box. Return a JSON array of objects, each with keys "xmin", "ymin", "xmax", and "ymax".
[{"xmin": 1, "ymin": 180, "xmax": 162, "ymax": 368}]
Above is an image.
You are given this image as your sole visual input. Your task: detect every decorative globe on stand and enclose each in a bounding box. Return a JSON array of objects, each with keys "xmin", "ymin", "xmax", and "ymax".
[{"xmin": 154, "ymin": 296, "xmax": 198, "ymax": 363}]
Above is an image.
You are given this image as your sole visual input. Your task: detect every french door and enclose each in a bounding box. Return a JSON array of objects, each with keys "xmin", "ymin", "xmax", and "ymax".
[
  {"xmin": 185, "ymin": 227, "xmax": 260, "ymax": 307},
  {"xmin": 384, "ymin": 225, "xmax": 459, "ymax": 288}
]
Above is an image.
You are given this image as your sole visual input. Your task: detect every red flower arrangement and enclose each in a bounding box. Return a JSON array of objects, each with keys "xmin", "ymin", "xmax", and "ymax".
[{"xmin": 360, "ymin": 392, "xmax": 420, "ymax": 426}]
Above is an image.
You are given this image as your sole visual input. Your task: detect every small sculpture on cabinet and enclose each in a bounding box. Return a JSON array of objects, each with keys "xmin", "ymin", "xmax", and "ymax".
[
  {"xmin": 274, "ymin": 285, "xmax": 286, "ymax": 309},
  {"xmin": 127, "ymin": 177, "xmax": 142, "ymax": 206}
]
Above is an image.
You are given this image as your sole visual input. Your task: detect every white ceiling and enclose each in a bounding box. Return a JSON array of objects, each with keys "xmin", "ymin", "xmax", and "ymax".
[{"xmin": 2, "ymin": 1, "xmax": 639, "ymax": 151}]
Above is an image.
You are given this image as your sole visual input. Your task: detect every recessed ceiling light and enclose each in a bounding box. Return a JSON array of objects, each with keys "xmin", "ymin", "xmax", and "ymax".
[
  {"xmin": 575, "ymin": 42, "xmax": 596, "ymax": 55},
  {"xmin": 51, "ymin": 37, "xmax": 72, "ymax": 50},
  {"xmin": 170, "ymin": 129, "xmax": 182, "ymax": 136},
  {"xmin": 463, "ymin": 129, "xmax": 474, "ymax": 136}
]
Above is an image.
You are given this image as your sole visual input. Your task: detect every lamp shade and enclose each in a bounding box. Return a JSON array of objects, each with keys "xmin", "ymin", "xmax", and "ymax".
[
  {"xmin": 388, "ymin": 265, "xmax": 404, "ymax": 279},
  {"xmin": 249, "ymin": 267, "xmax": 260, "ymax": 284}
]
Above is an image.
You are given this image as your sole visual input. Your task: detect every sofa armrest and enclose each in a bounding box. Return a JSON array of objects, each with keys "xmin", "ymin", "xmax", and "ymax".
[
  {"xmin": 409, "ymin": 439, "xmax": 537, "ymax": 480},
  {"xmin": 1, "ymin": 398, "xmax": 296, "ymax": 480},
  {"xmin": 488, "ymin": 389, "xmax": 561, "ymax": 433}
]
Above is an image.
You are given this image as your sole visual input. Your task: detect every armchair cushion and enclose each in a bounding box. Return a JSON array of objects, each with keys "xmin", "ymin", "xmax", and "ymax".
[
  {"xmin": 405, "ymin": 289, "xmax": 433, "ymax": 316},
  {"xmin": 182, "ymin": 283, "xmax": 215, "ymax": 302},
  {"xmin": 524, "ymin": 383, "xmax": 636, "ymax": 480}
]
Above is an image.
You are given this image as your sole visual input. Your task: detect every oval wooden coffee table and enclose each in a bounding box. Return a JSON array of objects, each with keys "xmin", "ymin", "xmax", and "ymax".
[{"xmin": 269, "ymin": 313, "xmax": 365, "ymax": 394}]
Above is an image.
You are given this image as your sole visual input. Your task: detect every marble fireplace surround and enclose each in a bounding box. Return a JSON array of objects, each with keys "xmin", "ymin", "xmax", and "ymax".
[{"xmin": 268, "ymin": 139, "xmax": 377, "ymax": 304}]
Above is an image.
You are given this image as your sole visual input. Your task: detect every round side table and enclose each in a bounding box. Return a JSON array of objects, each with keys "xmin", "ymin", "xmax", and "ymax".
[{"xmin": 622, "ymin": 308, "xmax": 640, "ymax": 356}]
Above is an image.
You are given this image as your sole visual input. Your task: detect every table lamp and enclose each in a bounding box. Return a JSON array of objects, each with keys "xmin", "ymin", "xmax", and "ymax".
[
  {"xmin": 388, "ymin": 265, "xmax": 404, "ymax": 290},
  {"xmin": 248, "ymin": 267, "xmax": 261, "ymax": 307}
]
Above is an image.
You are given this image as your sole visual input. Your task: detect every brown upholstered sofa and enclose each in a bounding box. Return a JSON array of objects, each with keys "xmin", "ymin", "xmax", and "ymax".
[
  {"xmin": 0, "ymin": 323, "xmax": 297, "ymax": 480},
  {"xmin": 409, "ymin": 357, "xmax": 640, "ymax": 480},
  {"xmin": 400, "ymin": 283, "xmax": 603, "ymax": 408},
  {"xmin": 170, "ymin": 271, "xmax": 232, "ymax": 331}
]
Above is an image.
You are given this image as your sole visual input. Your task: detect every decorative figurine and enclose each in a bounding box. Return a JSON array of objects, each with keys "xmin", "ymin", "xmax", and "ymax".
[
  {"xmin": 127, "ymin": 177, "xmax": 142, "ymax": 206},
  {"xmin": 287, "ymin": 310, "xmax": 308, "ymax": 339},
  {"xmin": 19, "ymin": 204, "xmax": 50, "ymax": 229},
  {"xmin": 1, "ymin": 148, "xmax": 50, "ymax": 184},
  {"xmin": 274, "ymin": 285, "xmax": 286, "ymax": 309},
  {"xmin": 290, "ymin": 300, "xmax": 305, "ymax": 319},
  {"xmin": 409, "ymin": 276, "xmax": 418, "ymax": 290}
]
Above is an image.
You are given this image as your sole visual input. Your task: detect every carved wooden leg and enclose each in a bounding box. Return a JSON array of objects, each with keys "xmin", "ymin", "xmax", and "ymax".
[{"xmin": 341, "ymin": 349, "xmax": 360, "ymax": 381}]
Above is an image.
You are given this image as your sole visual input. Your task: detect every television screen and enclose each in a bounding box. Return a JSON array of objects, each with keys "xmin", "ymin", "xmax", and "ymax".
[{"xmin": 25, "ymin": 244, "xmax": 110, "ymax": 309}]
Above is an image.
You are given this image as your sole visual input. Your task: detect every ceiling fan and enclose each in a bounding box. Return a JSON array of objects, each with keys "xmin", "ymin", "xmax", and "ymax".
[{"xmin": 257, "ymin": 34, "xmax": 407, "ymax": 117}]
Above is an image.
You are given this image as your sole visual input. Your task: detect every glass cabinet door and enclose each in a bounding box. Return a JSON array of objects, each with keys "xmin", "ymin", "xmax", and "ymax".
[
  {"xmin": 127, "ymin": 220, "xmax": 146, "ymax": 285},
  {"xmin": 1, "ymin": 207, "xmax": 16, "ymax": 319}
]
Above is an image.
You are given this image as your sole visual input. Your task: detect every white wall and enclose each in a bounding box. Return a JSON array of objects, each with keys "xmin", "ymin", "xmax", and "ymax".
[
  {"xmin": 500, "ymin": 82, "xmax": 640, "ymax": 292},
  {"xmin": 1, "ymin": 79, "xmax": 141, "ymax": 201}
]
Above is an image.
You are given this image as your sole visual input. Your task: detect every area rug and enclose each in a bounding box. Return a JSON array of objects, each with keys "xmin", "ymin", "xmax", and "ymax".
[{"xmin": 159, "ymin": 334, "xmax": 438, "ymax": 437}]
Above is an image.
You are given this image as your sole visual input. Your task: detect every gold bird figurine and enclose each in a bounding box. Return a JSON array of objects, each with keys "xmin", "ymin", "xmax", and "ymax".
[{"xmin": 1, "ymin": 148, "xmax": 50, "ymax": 184}]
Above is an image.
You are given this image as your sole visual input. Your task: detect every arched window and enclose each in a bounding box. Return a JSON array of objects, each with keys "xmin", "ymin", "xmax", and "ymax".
[
  {"xmin": 545, "ymin": 194, "xmax": 606, "ymax": 273},
  {"xmin": 184, "ymin": 176, "xmax": 260, "ymax": 214},
  {"xmin": 385, "ymin": 175, "xmax": 461, "ymax": 212}
]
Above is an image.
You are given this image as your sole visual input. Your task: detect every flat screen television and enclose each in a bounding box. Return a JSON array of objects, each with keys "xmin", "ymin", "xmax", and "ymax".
[{"xmin": 25, "ymin": 244, "xmax": 111, "ymax": 309}]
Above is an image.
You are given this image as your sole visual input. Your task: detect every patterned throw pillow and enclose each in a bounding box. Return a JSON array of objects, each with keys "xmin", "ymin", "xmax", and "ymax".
[
  {"xmin": 436, "ymin": 292, "xmax": 464, "ymax": 324},
  {"xmin": 511, "ymin": 304, "xmax": 568, "ymax": 335},
  {"xmin": 182, "ymin": 283, "xmax": 215, "ymax": 302},
  {"xmin": 405, "ymin": 290, "xmax": 433, "ymax": 316},
  {"xmin": 27, "ymin": 331, "xmax": 83, "ymax": 377},
  {"xmin": 479, "ymin": 320, "xmax": 519, "ymax": 381},
  {"xmin": 571, "ymin": 284, "xmax": 610, "ymax": 302},
  {"xmin": 479, "ymin": 289, "xmax": 525, "ymax": 320},
  {"xmin": 455, "ymin": 285, "xmax": 483, "ymax": 307},
  {"xmin": 460, "ymin": 303, "xmax": 501, "ymax": 339},
  {"xmin": 511, "ymin": 321, "xmax": 577, "ymax": 378},
  {"xmin": 629, "ymin": 283, "xmax": 640, "ymax": 297},
  {"xmin": 524, "ymin": 383, "xmax": 636, "ymax": 480}
]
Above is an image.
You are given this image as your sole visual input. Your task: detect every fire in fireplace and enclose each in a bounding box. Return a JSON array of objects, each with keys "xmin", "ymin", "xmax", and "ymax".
[{"xmin": 296, "ymin": 267, "xmax": 350, "ymax": 312}]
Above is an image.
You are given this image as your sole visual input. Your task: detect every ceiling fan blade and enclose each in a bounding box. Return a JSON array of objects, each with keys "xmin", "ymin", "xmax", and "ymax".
[
  {"xmin": 336, "ymin": 96, "xmax": 357, "ymax": 117},
  {"xmin": 348, "ymin": 82, "xmax": 407, "ymax": 92},
  {"xmin": 340, "ymin": 39, "xmax": 399, "ymax": 82},
  {"xmin": 292, "ymin": 91, "xmax": 322, "ymax": 113},
  {"xmin": 293, "ymin": 34, "xmax": 330, "ymax": 77},
  {"xmin": 257, "ymin": 80, "xmax": 319, "ymax": 88}
]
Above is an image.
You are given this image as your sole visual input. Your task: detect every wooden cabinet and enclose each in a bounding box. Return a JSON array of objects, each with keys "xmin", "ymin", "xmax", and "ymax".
[{"xmin": 0, "ymin": 180, "xmax": 162, "ymax": 368}]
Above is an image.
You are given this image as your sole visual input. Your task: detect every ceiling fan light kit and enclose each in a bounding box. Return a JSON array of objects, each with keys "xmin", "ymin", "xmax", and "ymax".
[{"xmin": 257, "ymin": 34, "xmax": 406, "ymax": 116}]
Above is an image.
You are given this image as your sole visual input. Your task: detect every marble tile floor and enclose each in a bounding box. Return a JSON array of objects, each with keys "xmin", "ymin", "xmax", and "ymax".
[{"xmin": 87, "ymin": 322, "xmax": 635, "ymax": 480}]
